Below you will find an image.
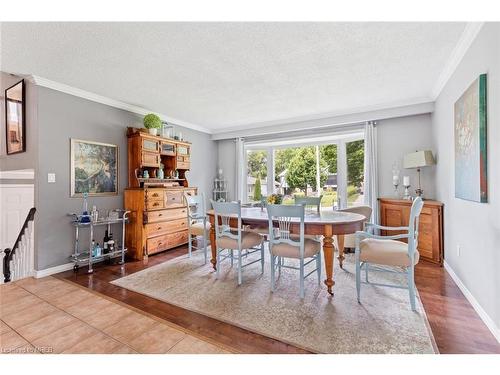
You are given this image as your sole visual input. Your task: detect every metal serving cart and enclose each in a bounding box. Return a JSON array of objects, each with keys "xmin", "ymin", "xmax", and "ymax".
[{"xmin": 68, "ymin": 209, "xmax": 130, "ymax": 273}]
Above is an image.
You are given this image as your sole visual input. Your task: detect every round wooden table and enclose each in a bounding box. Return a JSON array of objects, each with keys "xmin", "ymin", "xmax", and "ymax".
[{"xmin": 207, "ymin": 207, "xmax": 365, "ymax": 296}]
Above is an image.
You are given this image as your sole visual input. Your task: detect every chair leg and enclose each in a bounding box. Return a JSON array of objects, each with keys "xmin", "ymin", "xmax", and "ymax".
[
  {"xmin": 278, "ymin": 256, "xmax": 282, "ymax": 277},
  {"xmin": 188, "ymin": 229, "xmax": 192, "ymax": 258},
  {"xmin": 408, "ymin": 266, "xmax": 416, "ymax": 311},
  {"xmin": 299, "ymin": 258, "xmax": 305, "ymax": 299},
  {"xmin": 260, "ymin": 241, "xmax": 265, "ymax": 274},
  {"xmin": 355, "ymin": 255, "xmax": 361, "ymax": 303},
  {"xmin": 365, "ymin": 262, "xmax": 369, "ymax": 283},
  {"xmin": 230, "ymin": 249, "xmax": 234, "ymax": 267},
  {"xmin": 270, "ymin": 253, "xmax": 275, "ymax": 292},
  {"xmin": 237, "ymin": 249, "xmax": 243, "ymax": 285},
  {"xmin": 316, "ymin": 254, "xmax": 321, "ymax": 285},
  {"xmin": 203, "ymin": 230, "xmax": 208, "ymax": 265},
  {"xmin": 216, "ymin": 248, "xmax": 220, "ymax": 279}
]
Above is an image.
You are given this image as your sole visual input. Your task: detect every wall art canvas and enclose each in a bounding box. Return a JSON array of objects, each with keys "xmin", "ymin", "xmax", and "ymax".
[
  {"xmin": 454, "ymin": 73, "xmax": 487, "ymax": 203},
  {"xmin": 70, "ymin": 139, "xmax": 118, "ymax": 197},
  {"xmin": 5, "ymin": 80, "xmax": 26, "ymax": 155}
]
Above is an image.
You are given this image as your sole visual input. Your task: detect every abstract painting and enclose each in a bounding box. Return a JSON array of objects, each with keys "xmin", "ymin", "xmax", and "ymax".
[
  {"xmin": 70, "ymin": 139, "xmax": 118, "ymax": 197},
  {"xmin": 454, "ymin": 74, "xmax": 487, "ymax": 203}
]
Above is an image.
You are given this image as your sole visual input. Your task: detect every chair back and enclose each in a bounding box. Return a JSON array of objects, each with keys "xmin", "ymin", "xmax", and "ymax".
[
  {"xmin": 210, "ymin": 200, "xmax": 241, "ymax": 241},
  {"xmin": 184, "ymin": 192, "xmax": 206, "ymax": 220},
  {"xmin": 340, "ymin": 205, "xmax": 372, "ymax": 222},
  {"xmin": 294, "ymin": 195, "xmax": 322, "ymax": 213},
  {"xmin": 267, "ymin": 204, "xmax": 305, "ymax": 258},
  {"xmin": 408, "ymin": 197, "xmax": 424, "ymax": 255},
  {"xmin": 260, "ymin": 196, "xmax": 268, "ymax": 208}
]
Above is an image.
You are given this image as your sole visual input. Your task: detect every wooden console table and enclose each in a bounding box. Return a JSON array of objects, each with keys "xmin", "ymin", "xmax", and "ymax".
[{"xmin": 379, "ymin": 198, "xmax": 444, "ymax": 265}]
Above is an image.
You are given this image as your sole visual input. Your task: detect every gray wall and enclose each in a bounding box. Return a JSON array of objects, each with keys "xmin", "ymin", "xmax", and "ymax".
[
  {"xmin": 0, "ymin": 72, "xmax": 38, "ymax": 171},
  {"xmin": 216, "ymin": 113, "xmax": 435, "ymax": 202},
  {"xmin": 432, "ymin": 23, "xmax": 500, "ymax": 330},
  {"xmin": 35, "ymin": 86, "xmax": 217, "ymax": 270},
  {"xmin": 377, "ymin": 114, "xmax": 435, "ymax": 199}
]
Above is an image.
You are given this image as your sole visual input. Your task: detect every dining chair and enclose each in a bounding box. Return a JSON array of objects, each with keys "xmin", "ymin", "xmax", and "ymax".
[
  {"xmin": 354, "ymin": 197, "xmax": 424, "ymax": 310},
  {"xmin": 337, "ymin": 205, "xmax": 373, "ymax": 252},
  {"xmin": 267, "ymin": 204, "xmax": 322, "ymax": 298},
  {"xmin": 184, "ymin": 192, "xmax": 210, "ymax": 264},
  {"xmin": 294, "ymin": 195, "xmax": 323, "ymax": 213},
  {"xmin": 211, "ymin": 200, "xmax": 264, "ymax": 285}
]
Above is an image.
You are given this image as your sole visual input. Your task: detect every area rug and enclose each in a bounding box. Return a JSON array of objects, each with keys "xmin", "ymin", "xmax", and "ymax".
[{"xmin": 111, "ymin": 248, "xmax": 437, "ymax": 354}]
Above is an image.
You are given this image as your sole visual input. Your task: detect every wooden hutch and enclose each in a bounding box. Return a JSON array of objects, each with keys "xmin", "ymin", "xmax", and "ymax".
[{"xmin": 124, "ymin": 128, "xmax": 196, "ymax": 260}]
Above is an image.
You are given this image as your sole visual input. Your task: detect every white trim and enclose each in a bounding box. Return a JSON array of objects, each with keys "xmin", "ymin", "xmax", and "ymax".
[
  {"xmin": 444, "ymin": 261, "xmax": 500, "ymax": 343},
  {"xmin": 29, "ymin": 75, "xmax": 212, "ymax": 134},
  {"xmin": 34, "ymin": 262, "xmax": 74, "ymax": 279},
  {"xmin": 0, "ymin": 169, "xmax": 35, "ymax": 179},
  {"xmin": 211, "ymin": 100, "xmax": 434, "ymax": 140},
  {"xmin": 0, "ymin": 184, "xmax": 34, "ymax": 188},
  {"xmin": 431, "ymin": 22, "xmax": 485, "ymax": 99}
]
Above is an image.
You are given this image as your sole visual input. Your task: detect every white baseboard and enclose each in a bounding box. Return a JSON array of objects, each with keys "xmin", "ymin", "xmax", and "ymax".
[
  {"xmin": 444, "ymin": 261, "xmax": 500, "ymax": 343},
  {"xmin": 35, "ymin": 263, "xmax": 74, "ymax": 278}
]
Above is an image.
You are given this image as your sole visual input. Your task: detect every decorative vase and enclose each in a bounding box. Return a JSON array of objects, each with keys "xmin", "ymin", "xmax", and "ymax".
[
  {"xmin": 148, "ymin": 128, "xmax": 158, "ymax": 136},
  {"xmin": 158, "ymin": 168, "xmax": 164, "ymax": 179}
]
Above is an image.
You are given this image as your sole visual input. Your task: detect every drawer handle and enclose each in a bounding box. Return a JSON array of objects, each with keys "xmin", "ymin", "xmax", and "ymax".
[
  {"xmin": 153, "ymin": 193, "xmax": 159, "ymax": 197},
  {"xmin": 157, "ymin": 226, "xmax": 162, "ymax": 230},
  {"xmin": 159, "ymin": 213, "xmax": 163, "ymax": 217},
  {"xmin": 153, "ymin": 202, "xmax": 159, "ymax": 206}
]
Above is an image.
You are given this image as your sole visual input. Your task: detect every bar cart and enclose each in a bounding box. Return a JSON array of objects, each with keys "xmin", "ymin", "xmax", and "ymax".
[{"xmin": 68, "ymin": 209, "xmax": 130, "ymax": 273}]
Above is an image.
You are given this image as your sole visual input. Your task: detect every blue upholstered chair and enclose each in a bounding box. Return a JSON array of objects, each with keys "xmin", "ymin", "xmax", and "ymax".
[
  {"xmin": 211, "ymin": 200, "xmax": 264, "ymax": 285},
  {"xmin": 267, "ymin": 204, "xmax": 322, "ymax": 299},
  {"xmin": 355, "ymin": 197, "xmax": 424, "ymax": 310},
  {"xmin": 184, "ymin": 192, "xmax": 210, "ymax": 264}
]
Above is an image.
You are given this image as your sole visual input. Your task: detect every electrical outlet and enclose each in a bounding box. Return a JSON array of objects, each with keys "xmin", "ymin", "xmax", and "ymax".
[
  {"xmin": 457, "ymin": 244, "xmax": 461, "ymax": 257},
  {"xmin": 47, "ymin": 173, "xmax": 56, "ymax": 183}
]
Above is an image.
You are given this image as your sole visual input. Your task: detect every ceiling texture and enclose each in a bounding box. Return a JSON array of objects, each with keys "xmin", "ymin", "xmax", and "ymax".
[{"xmin": 1, "ymin": 22, "xmax": 467, "ymax": 133}]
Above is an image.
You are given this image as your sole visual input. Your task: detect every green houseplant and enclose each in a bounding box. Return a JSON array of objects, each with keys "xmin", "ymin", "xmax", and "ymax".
[{"xmin": 143, "ymin": 113, "xmax": 162, "ymax": 136}]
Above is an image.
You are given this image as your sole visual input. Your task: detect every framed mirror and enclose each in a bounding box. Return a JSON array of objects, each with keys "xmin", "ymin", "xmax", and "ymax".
[{"xmin": 5, "ymin": 79, "xmax": 26, "ymax": 155}]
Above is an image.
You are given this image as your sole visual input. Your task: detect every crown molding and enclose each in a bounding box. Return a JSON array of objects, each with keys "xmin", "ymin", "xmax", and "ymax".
[
  {"xmin": 211, "ymin": 99, "xmax": 434, "ymax": 140},
  {"xmin": 30, "ymin": 75, "xmax": 212, "ymax": 134},
  {"xmin": 431, "ymin": 22, "xmax": 485, "ymax": 100}
]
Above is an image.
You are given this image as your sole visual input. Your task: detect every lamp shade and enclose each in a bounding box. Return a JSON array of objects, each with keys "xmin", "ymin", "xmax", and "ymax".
[{"xmin": 404, "ymin": 150, "xmax": 435, "ymax": 169}]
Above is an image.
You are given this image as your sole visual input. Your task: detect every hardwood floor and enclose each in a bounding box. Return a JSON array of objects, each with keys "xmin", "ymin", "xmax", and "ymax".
[{"xmin": 55, "ymin": 246, "xmax": 500, "ymax": 354}]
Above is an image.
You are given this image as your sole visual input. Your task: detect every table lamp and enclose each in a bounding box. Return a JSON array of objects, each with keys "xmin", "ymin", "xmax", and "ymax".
[{"xmin": 403, "ymin": 150, "xmax": 435, "ymax": 198}]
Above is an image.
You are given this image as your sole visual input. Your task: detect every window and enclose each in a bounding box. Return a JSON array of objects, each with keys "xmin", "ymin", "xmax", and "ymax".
[
  {"xmin": 244, "ymin": 132, "xmax": 364, "ymax": 209},
  {"xmin": 246, "ymin": 150, "xmax": 268, "ymax": 203}
]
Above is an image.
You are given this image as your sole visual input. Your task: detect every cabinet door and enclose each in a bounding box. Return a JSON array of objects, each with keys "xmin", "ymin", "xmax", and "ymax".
[
  {"xmin": 165, "ymin": 190, "xmax": 184, "ymax": 208},
  {"xmin": 177, "ymin": 145, "xmax": 190, "ymax": 156},
  {"xmin": 141, "ymin": 152, "xmax": 160, "ymax": 167},
  {"xmin": 142, "ymin": 138, "xmax": 159, "ymax": 152}
]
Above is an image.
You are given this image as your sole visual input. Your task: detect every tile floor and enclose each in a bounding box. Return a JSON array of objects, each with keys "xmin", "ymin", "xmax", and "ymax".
[{"xmin": 0, "ymin": 276, "xmax": 231, "ymax": 354}]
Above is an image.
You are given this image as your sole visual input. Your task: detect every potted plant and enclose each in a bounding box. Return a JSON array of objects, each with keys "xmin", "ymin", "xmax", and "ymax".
[{"xmin": 143, "ymin": 113, "xmax": 162, "ymax": 136}]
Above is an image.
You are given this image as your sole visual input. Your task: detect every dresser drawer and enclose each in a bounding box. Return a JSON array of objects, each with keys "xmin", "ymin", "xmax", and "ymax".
[
  {"xmin": 165, "ymin": 190, "xmax": 185, "ymax": 208},
  {"xmin": 144, "ymin": 207, "xmax": 188, "ymax": 223},
  {"xmin": 176, "ymin": 162, "xmax": 190, "ymax": 170},
  {"xmin": 145, "ymin": 218, "xmax": 188, "ymax": 237},
  {"xmin": 168, "ymin": 230, "xmax": 188, "ymax": 247},
  {"xmin": 147, "ymin": 234, "xmax": 169, "ymax": 255},
  {"xmin": 146, "ymin": 200, "xmax": 164, "ymax": 210},
  {"xmin": 145, "ymin": 189, "xmax": 164, "ymax": 200}
]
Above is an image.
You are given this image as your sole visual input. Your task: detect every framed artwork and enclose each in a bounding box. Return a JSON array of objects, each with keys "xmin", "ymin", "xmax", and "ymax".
[
  {"xmin": 5, "ymin": 79, "xmax": 26, "ymax": 155},
  {"xmin": 454, "ymin": 73, "xmax": 488, "ymax": 203},
  {"xmin": 70, "ymin": 139, "xmax": 118, "ymax": 197}
]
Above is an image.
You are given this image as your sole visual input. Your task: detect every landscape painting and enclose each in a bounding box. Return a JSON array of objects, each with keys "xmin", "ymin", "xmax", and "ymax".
[
  {"xmin": 70, "ymin": 139, "xmax": 118, "ymax": 197},
  {"xmin": 454, "ymin": 73, "xmax": 487, "ymax": 203}
]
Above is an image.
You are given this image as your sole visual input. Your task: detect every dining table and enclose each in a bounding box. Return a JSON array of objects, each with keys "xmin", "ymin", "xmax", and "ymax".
[{"xmin": 207, "ymin": 207, "xmax": 366, "ymax": 296}]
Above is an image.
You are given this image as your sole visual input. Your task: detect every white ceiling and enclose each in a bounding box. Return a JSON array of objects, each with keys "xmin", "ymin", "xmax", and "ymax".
[{"xmin": 1, "ymin": 22, "xmax": 466, "ymax": 133}]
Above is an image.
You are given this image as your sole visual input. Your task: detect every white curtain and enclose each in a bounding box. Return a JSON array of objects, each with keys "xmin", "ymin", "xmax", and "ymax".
[
  {"xmin": 235, "ymin": 138, "xmax": 245, "ymax": 202},
  {"xmin": 363, "ymin": 121, "xmax": 379, "ymax": 224}
]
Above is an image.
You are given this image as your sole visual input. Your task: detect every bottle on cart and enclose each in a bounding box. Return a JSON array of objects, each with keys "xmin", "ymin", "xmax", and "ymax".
[
  {"xmin": 103, "ymin": 230, "xmax": 109, "ymax": 254},
  {"xmin": 108, "ymin": 232, "xmax": 115, "ymax": 253},
  {"xmin": 91, "ymin": 239, "xmax": 96, "ymax": 256},
  {"xmin": 95, "ymin": 242, "xmax": 102, "ymax": 257}
]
